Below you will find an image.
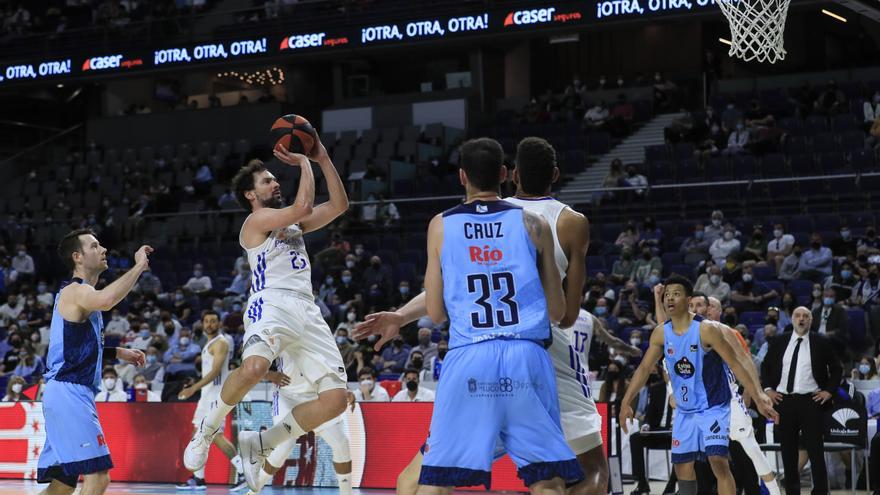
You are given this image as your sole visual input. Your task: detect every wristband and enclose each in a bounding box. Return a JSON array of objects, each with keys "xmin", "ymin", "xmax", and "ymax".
[{"xmin": 105, "ymin": 347, "xmax": 118, "ymax": 360}]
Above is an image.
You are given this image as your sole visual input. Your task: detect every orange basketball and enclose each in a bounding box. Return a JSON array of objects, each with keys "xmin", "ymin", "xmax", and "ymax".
[{"xmin": 270, "ymin": 114, "xmax": 316, "ymax": 155}]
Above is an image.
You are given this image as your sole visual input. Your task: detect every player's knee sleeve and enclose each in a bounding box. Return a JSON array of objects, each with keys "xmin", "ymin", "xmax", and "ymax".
[
  {"xmin": 267, "ymin": 436, "xmax": 297, "ymax": 469},
  {"xmin": 738, "ymin": 437, "xmax": 772, "ymax": 476},
  {"xmin": 679, "ymin": 479, "xmax": 698, "ymax": 495},
  {"xmin": 320, "ymin": 423, "xmax": 352, "ymax": 464}
]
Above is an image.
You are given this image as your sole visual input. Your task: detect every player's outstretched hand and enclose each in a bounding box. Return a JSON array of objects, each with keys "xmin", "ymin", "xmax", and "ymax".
[
  {"xmin": 618, "ymin": 404, "xmax": 635, "ymax": 434},
  {"xmin": 117, "ymin": 348, "xmax": 146, "ymax": 367},
  {"xmin": 653, "ymin": 283, "xmax": 665, "ymax": 301},
  {"xmin": 265, "ymin": 371, "xmax": 291, "ymax": 387},
  {"xmin": 134, "ymin": 245, "xmax": 153, "ymax": 269},
  {"xmin": 352, "ymin": 311, "xmax": 403, "ymax": 351},
  {"xmin": 308, "ymin": 139, "xmax": 329, "ymax": 163},
  {"xmin": 755, "ymin": 391, "xmax": 780, "ymax": 423},
  {"xmin": 273, "ymin": 144, "xmax": 310, "ymax": 168},
  {"xmin": 178, "ymin": 386, "xmax": 196, "ymax": 401}
]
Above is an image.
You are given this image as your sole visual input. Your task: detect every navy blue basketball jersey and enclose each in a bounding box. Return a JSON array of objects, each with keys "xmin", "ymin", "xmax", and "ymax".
[
  {"xmin": 43, "ymin": 278, "xmax": 106, "ymax": 392},
  {"xmin": 663, "ymin": 314, "xmax": 731, "ymax": 413},
  {"xmin": 440, "ymin": 200, "xmax": 550, "ymax": 349}
]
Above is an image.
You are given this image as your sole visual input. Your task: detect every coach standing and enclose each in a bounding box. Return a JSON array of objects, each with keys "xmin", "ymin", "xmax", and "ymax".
[{"xmin": 760, "ymin": 306, "xmax": 841, "ymax": 495}]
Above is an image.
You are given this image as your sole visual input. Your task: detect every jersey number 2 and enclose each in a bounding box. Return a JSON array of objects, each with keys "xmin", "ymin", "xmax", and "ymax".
[{"xmin": 467, "ymin": 272, "xmax": 519, "ymax": 328}]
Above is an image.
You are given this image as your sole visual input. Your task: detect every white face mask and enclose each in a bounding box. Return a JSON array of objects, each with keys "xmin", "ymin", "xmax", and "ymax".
[
  {"xmin": 360, "ymin": 379, "xmax": 373, "ymax": 390},
  {"xmin": 134, "ymin": 382, "xmax": 148, "ymax": 390},
  {"xmin": 103, "ymin": 378, "xmax": 117, "ymax": 391},
  {"xmin": 11, "ymin": 383, "xmax": 22, "ymax": 394},
  {"xmin": 773, "ymin": 229, "xmax": 783, "ymax": 238}
]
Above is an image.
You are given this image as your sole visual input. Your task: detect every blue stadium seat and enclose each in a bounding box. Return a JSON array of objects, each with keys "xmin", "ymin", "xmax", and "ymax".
[
  {"xmin": 787, "ymin": 279, "xmax": 814, "ymax": 298},
  {"xmin": 739, "ymin": 311, "xmax": 765, "ymax": 327},
  {"xmin": 846, "ymin": 309, "xmax": 867, "ymax": 348},
  {"xmin": 752, "ymin": 265, "xmax": 775, "ymax": 281}
]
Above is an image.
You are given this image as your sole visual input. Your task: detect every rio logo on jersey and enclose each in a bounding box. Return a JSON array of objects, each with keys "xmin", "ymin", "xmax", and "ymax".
[{"xmin": 469, "ymin": 245, "xmax": 503, "ymax": 265}]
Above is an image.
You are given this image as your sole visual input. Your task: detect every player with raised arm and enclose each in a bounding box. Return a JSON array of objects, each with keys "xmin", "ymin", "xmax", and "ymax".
[
  {"xmin": 183, "ymin": 134, "xmax": 351, "ymax": 493},
  {"xmin": 176, "ymin": 310, "xmax": 246, "ymax": 491},
  {"xmin": 619, "ymin": 275, "xmax": 777, "ymax": 495},
  {"xmin": 37, "ymin": 230, "xmax": 150, "ymax": 495},
  {"xmin": 356, "ymin": 137, "xmax": 639, "ymax": 495}
]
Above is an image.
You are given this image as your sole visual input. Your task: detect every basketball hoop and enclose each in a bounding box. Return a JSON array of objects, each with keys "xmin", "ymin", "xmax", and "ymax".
[{"xmin": 717, "ymin": 0, "xmax": 790, "ymax": 64}]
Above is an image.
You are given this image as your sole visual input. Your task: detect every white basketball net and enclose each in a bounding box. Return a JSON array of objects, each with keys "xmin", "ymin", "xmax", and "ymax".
[{"xmin": 717, "ymin": 0, "xmax": 790, "ymax": 64}]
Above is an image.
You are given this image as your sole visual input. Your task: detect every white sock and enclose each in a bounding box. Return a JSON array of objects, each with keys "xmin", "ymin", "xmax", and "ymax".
[
  {"xmin": 764, "ymin": 478, "xmax": 781, "ymax": 495},
  {"xmin": 259, "ymin": 469, "xmax": 273, "ymax": 487},
  {"xmin": 260, "ymin": 411, "xmax": 306, "ymax": 449},
  {"xmin": 195, "ymin": 467, "xmax": 205, "ymax": 480},
  {"xmin": 231, "ymin": 454, "xmax": 244, "ymax": 475},
  {"xmin": 337, "ymin": 472, "xmax": 352, "ymax": 495},
  {"xmin": 204, "ymin": 397, "xmax": 235, "ymax": 431}
]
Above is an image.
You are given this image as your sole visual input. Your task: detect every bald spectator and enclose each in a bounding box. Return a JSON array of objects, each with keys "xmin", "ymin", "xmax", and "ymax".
[{"xmin": 408, "ymin": 328, "xmax": 438, "ymax": 369}]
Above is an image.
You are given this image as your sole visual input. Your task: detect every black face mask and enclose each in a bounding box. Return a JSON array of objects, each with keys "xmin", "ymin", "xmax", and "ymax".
[
  {"xmin": 765, "ymin": 317, "xmax": 778, "ymax": 325},
  {"xmin": 811, "ymin": 242, "xmax": 821, "ymax": 249},
  {"xmin": 438, "ymin": 349, "xmax": 448, "ymax": 359},
  {"xmin": 412, "ymin": 359, "xmax": 424, "ymax": 369},
  {"xmin": 870, "ymin": 272, "xmax": 879, "ymax": 281},
  {"xmin": 606, "ymin": 370, "xmax": 620, "ymax": 381},
  {"xmin": 642, "ymin": 252, "xmax": 652, "ymax": 260},
  {"xmin": 723, "ymin": 315, "xmax": 737, "ymax": 326},
  {"xmin": 406, "ymin": 380, "xmax": 418, "ymax": 392}
]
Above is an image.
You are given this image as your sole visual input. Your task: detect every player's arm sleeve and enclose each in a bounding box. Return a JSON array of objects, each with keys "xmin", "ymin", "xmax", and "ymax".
[{"xmin": 424, "ymin": 214, "xmax": 447, "ymax": 324}]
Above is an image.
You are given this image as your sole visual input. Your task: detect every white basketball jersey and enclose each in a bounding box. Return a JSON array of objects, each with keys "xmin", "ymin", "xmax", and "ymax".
[
  {"xmin": 201, "ymin": 334, "xmax": 230, "ymax": 398},
  {"xmin": 241, "ymin": 218, "xmax": 313, "ymax": 300},
  {"xmin": 550, "ymin": 309, "xmax": 596, "ymax": 405},
  {"xmin": 503, "ymin": 196, "xmax": 570, "ymax": 279}
]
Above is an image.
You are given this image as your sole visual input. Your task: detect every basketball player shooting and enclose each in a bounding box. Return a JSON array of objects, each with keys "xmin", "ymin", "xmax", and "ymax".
[{"xmin": 183, "ymin": 131, "xmax": 351, "ymax": 493}]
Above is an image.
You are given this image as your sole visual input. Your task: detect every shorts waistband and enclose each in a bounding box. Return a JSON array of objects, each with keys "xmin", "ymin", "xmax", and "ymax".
[{"xmin": 248, "ymin": 288, "xmax": 313, "ymax": 304}]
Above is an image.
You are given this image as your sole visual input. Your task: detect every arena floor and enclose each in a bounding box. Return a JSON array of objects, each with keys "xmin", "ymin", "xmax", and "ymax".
[{"xmin": 0, "ymin": 480, "xmax": 864, "ymax": 494}]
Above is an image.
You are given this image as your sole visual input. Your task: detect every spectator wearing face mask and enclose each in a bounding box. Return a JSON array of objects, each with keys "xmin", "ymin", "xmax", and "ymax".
[
  {"xmin": 408, "ymin": 327, "xmax": 438, "ymax": 369},
  {"xmin": 743, "ymin": 228, "xmax": 767, "ymax": 263},
  {"xmin": 319, "ymin": 274, "xmax": 338, "ymax": 305},
  {"xmin": 335, "ymin": 309, "xmax": 359, "ymax": 334},
  {"xmin": 379, "ymin": 337, "xmax": 410, "ymax": 375},
  {"xmin": 335, "ymin": 270, "xmax": 357, "ymax": 302},
  {"xmin": 590, "ymin": 297, "xmax": 619, "ymax": 332},
  {"xmin": 704, "ymin": 210, "xmax": 726, "ymax": 244},
  {"xmin": 830, "ymin": 226, "xmax": 857, "ymax": 260},
  {"xmin": 11, "ymin": 244, "xmax": 34, "ymax": 283},
  {"xmin": 425, "ymin": 339, "xmax": 448, "ymax": 383},
  {"xmin": 132, "ymin": 374, "xmax": 161, "ymax": 402},
  {"xmin": 392, "ymin": 281, "xmax": 414, "ymax": 308},
  {"xmin": 632, "ymin": 247, "xmax": 662, "ymax": 285},
  {"xmin": 406, "ymin": 351, "xmax": 431, "ymax": 381},
  {"xmin": 29, "ymin": 329, "xmax": 46, "ymax": 357},
  {"xmin": 611, "ymin": 248, "xmax": 636, "ymax": 284},
  {"xmin": 613, "ymin": 281, "xmax": 650, "ymax": 327},
  {"xmin": 694, "ymin": 265, "xmax": 731, "ymax": 304},
  {"xmin": 767, "ymin": 224, "xmax": 796, "ymax": 273},
  {"xmin": 797, "ymin": 233, "xmax": 833, "ymax": 283},
  {"xmin": 828, "ymin": 262, "xmax": 859, "ymax": 304},
  {"xmin": 171, "ymin": 290, "xmax": 191, "ymax": 320},
  {"xmin": 1, "ymin": 330, "xmax": 25, "ymax": 375},
  {"xmin": 778, "ymin": 246, "xmax": 802, "ymax": 281},
  {"xmin": 353, "ymin": 367, "xmax": 390, "ymax": 402},
  {"xmin": 858, "ymin": 227, "xmax": 880, "ymax": 256},
  {"xmin": 225, "ymin": 263, "xmax": 250, "ymax": 296},
  {"xmin": 755, "ymin": 323, "xmax": 778, "ymax": 366},
  {"xmin": 363, "ymin": 256, "xmax": 392, "ymax": 297},
  {"xmin": 851, "ymin": 357, "xmax": 878, "ymax": 381},
  {"xmin": 680, "ymin": 223, "xmax": 711, "ymax": 265},
  {"xmin": 2, "ymin": 375, "xmax": 27, "ymax": 401},
  {"xmin": 163, "ymin": 328, "xmax": 201, "ymax": 381},
  {"xmin": 135, "ymin": 270, "xmax": 163, "ymax": 296},
  {"xmin": 183, "ymin": 264, "xmax": 213, "ymax": 294},
  {"xmin": 142, "ymin": 346, "xmax": 165, "ymax": 385},
  {"xmin": 709, "ymin": 227, "xmax": 741, "ymax": 266},
  {"xmin": 731, "ymin": 262, "xmax": 778, "ymax": 313},
  {"xmin": 334, "ymin": 328, "xmax": 357, "ymax": 378},
  {"xmin": 722, "ymin": 121, "xmax": 749, "ymax": 156},
  {"xmin": 0, "ymin": 294, "xmax": 24, "ymax": 327},
  {"xmin": 13, "ymin": 343, "xmax": 43, "ymax": 384},
  {"xmin": 599, "ymin": 361, "xmax": 637, "ymax": 420},
  {"xmin": 95, "ymin": 367, "xmax": 128, "ymax": 402},
  {"xmin": 128, "ymin": 323, "xmax": 153, "ymax": 351},
  {"xmin": 105, "ymin": 308, "xmax": 130, "ymax": 337},
  {"xmin": 35, "ymin": 281, "xmax": 53, "ymax": 307},
  {"xmin": 392, "ymin": 368, "xmax": 435, "ymax": 402},
  {"xmin": 811, "ymin": 288, "xmax": 849, "ymax": 356}
]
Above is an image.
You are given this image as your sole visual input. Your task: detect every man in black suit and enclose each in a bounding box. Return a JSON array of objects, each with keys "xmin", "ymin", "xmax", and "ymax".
[
  {"xmin": 760, "ymin": 306, "xmax": 842, "ymax": 495},
  {"xmin": 810, "ymin": 287, "xmax": 849, "ymax": 359}
]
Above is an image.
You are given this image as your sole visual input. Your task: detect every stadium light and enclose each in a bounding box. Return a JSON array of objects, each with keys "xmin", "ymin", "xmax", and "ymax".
[
  {"xmin": 719, "ymin": 38, "xmax": 732, "ymax": 46},
  {"xmin": 821, "ymin": 9, "xmax": 847, "ymax": 22}
]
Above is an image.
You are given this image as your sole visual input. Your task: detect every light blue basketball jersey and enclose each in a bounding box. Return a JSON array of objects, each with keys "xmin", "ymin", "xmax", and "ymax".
[
  {"xmin": 440, "ymin": 200, "xmax": 550, "ymax": 349},
  {"xmin": 663, "ymin": 314, "xmax": 731, "ymax": 413},
  {"xmin": 43, "ymin": 278, "xmax": 106, "ymax": 392}
]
